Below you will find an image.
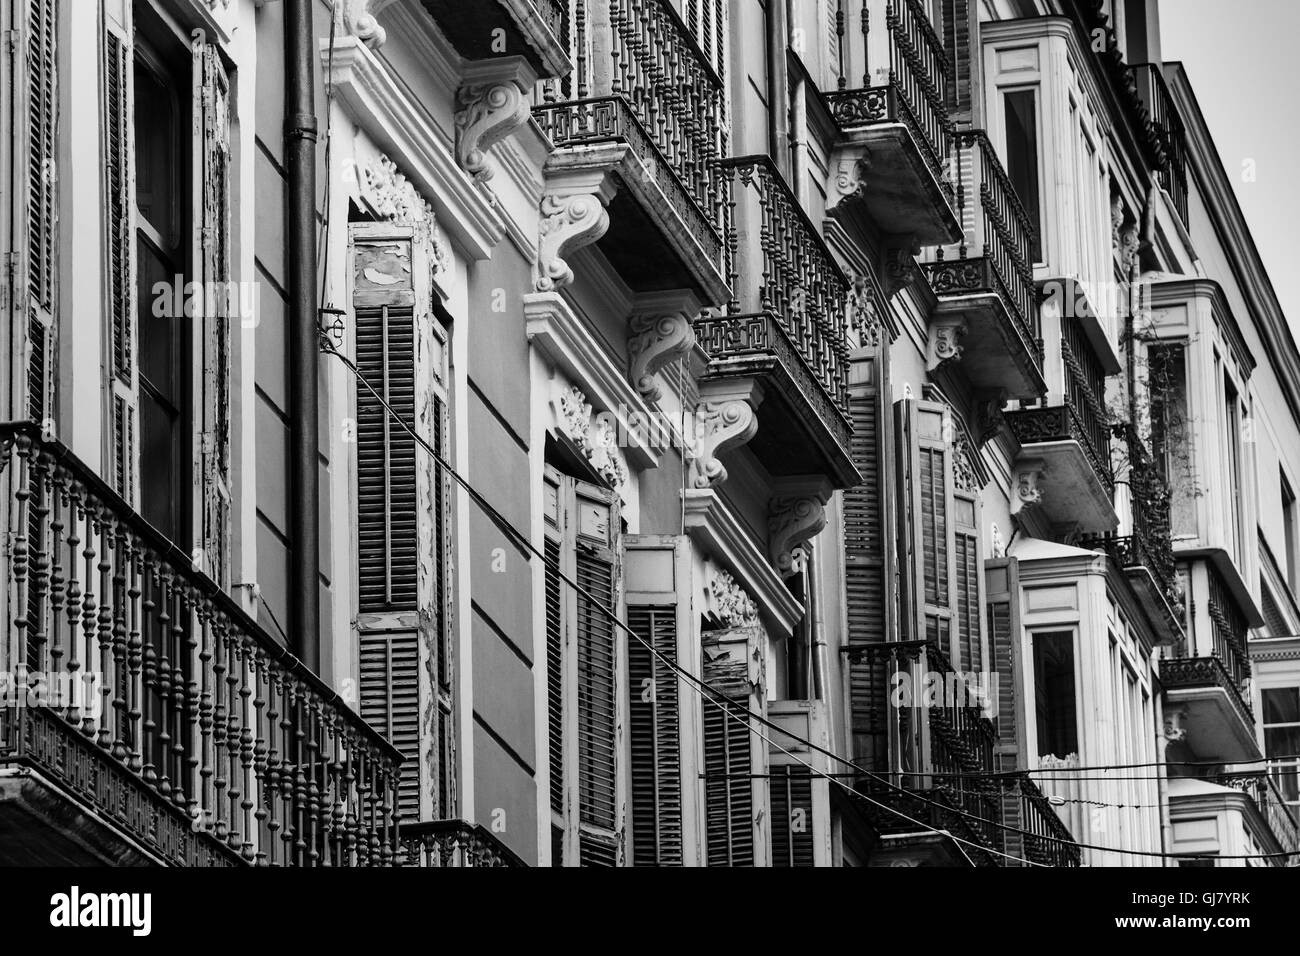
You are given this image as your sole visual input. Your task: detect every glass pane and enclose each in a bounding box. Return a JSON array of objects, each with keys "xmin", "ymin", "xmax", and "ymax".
[
  {"xmin": 1264, "ymin": 725, "xmax": 1300, "ymax": 760},
  {"xmin": 1003, "ymin": 89, "xmax": 1041, "ymax": 261},
  {"xmin": 1263, "ymin": 687, "xmax": 1300, "ymax": 725},
  {"xmin": 133, "ymin": 61, "xmax": 178, "ymax": 245}
]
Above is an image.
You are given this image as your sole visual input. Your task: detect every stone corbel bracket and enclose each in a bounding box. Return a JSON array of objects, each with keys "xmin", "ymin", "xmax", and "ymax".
[
  {"xmin": 768, "ymin": 476, "xmax": 833, "ymax": 577},
  {"xmin": 1010, "ymin": 457, "xmax": 1046, "ymax": 518},
  {"xmin": 926, "ymin": 316, "xmax": 967, "ymax": 372},
  {"xmin": 827, "ymin": 149, "xmax": 870, "ymax": 218},
  {"xmin": 627, "ymin": 291, "xmax": 700, "ymax": 403},
  {"xmin": 881, "ymin": 238, "xmax": 922, "ymax": 297},
  {"xmin": 687, "ymin": 379, "xmax": 763, "ymax": 490},
  {"xmin": 341, "ymin": 0, "xmax": 400, "ymax": 49},
  {"xmin": 974, "ymin": 389, "xmax": 1007, "ymax": 446},
  {"xmin": 536, "ymin": 168, "xmax": 615, "ymax": 292},
  {"xmin": 454, "ymin": 57, "xmax": 538, "ymax": 185}
]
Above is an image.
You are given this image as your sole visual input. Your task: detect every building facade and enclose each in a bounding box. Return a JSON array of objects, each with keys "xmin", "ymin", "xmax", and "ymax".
[{"xmin": 0, "ymin": 0, "xmax": 1295, "ymax": 866}]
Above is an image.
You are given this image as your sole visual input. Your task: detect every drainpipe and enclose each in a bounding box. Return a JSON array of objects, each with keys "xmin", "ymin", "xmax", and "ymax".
[
  {"xmin": 768, "ymin": 0, "xmax": 790, "ymax": 174},
  {"xmin": 809, "ymin": 543, "xmax": 827, "ymax": 702},
  {"xmin": 285, "ymin": 0, "xmax": 320, "ymax": 670}
]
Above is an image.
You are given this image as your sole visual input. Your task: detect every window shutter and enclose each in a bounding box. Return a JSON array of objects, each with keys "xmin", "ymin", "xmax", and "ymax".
[
  {"xmin": 17, "ymin": 0, "xmax": 59, "ymax": 424},
  {"xmin": 576, "ymin": 527, "xmax": 617, "ymax": 831},
  {"xmin": 702, "ymin": 627, "xmax": 760, "ymax": 867},
  {"xmin": 358, "ymin": 628, "xmax": 420, "ymax": 818},
  {"xmin": 985, "ymin": 557, "xmax": 1021, "ymax": 850},
  {"xmin": 194, "ymin": 44, "xmax": 232, "ymax": 585},
  {"xmin": 896, "ymin": 399, "xmax": 955, "ymax": 651},
  {"xmin": 104, "ymin": 23, "xmax": 136, "ymax": 500},
  {"xmin": 352, "ymin": 232, "xmax": 418, "ymax": 613},
  {"xmin": 845, "ymin": 351, "xmax": 891, "ymax": 764},
  {"xmin": 545, "ymin": 532, "xmax": 565, "ymax": 819},
  {"xmin": 627, "ymin": 604, "xmax": 683, "ymax": 866},
  {"xmin": 769, "ymin": 765, "xmax": 815, "ymax": 866},
  {"xmin": 953, "ymin": 493, "xmax": 982, "ymax": 672}
]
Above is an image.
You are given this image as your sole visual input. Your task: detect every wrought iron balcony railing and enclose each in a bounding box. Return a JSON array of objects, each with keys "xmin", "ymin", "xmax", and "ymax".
[
  {"xmin": 1159, "ymin": 656, "xmax": 1254, "ymax": 730},
  {"xmin": 537, "ymin": 0, "xmax": 727, "ymax": 230},
  {"xmin": 1206, "ymin": 772, "xmax": 1300, "ymax": 859},
  {"xmin": 0, "ymin": 422, "xmax": 404, "ymax": 866},
  {"xmin": 1128, "ymin": 63, "xmax": 1188, "ymax": 227},
  {"xmin": 712, "ymin": 155, "xmax": 852, "ymax": 417},
  {"xmin": 1004, "ymin": 402, "xmax": 1113, "ymax": 495},
  {"xmin": 825, "ymin": 0, "xmax": 951, "ymax": 183},
  {"xmin": 924, "ymin": 129, "xmax": 1039, "ymax": 360},
  {"xmin": 399, "ymin": 819, "xmax": 527, "ymax": 867},
  {"xmin": 1017, "ymin": 775, "xmax": 1082, "ymax": 867}
]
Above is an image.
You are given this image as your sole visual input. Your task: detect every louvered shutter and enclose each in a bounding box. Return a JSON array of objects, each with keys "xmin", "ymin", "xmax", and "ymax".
[
  {"xmin": 896, "ymin": 399, "xmax": 955, "ymax": 652},
  {"xmin": 358, "ymin": 629, "xmax": 420, "ymax": 818},
  {"xmin": 13, "ymin": 0, "xmax": 59, "ymax": 424},
  {"xmin": 352, "ymin": 232, "xmax": 418, "ymax": 613},
  {"xmin": 769, "ymin": 765, "xmax": 815, "ymax": 866},
  {"xmin": 845, "ymin": 350, "xmax": 891, "ymax": 765},
  {"xmin": 953, "ymin": 494, "xmax": 982, "ymax": 672},
  {"xmin": 575, "ymin": 487, "xmax": 618, "ymax": 860},
  {"xmin": 627, "ymin": 604, "xmax": 683, "ymax": 866},
  {"xmin": 545, "ymin": 533, "xmax": 565, "ymax": 818},
  {"xmin": 985, "ymin": 558, "xmax": 1021, "ymax": 855},
  {"xmin": 194, "ymin": 44, "xmax": 231, "ymax": 585},
  {"xmin": 702, "ymin": 627, "xmax": 759, "ymax": 867}
]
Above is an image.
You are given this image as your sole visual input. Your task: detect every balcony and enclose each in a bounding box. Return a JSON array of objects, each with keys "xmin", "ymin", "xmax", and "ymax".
[
  {"xmin": 1211, "ymin": 773, "xmax": 1300, "ymax": 861},
  {"xmin": 700, "ymin": 156, "xmax": 858, "ymax": 489},
  {"xmin": 1002, "ymin": 775, "xmax": 1081, "ymax": 868},
  {"xmin": 1005, "ymin": 404, "xmax": 1114, "ymax": 535},
  {"xmin": 920, "ymin": 130, "xmax": 1045, "ymax": 401},
  {"xmin": 1080, "ymin": 426, "xmax": 1184, "ymax": 644},
  {"xmin": 1128, "ymin": 63, "xmax": 1189, "ymax": 228},
  {"xmin": 823, "ymin": 0, "xmax": 959, "ymax": 244},
  {"xmin": 532, "ymin": 0, "xmax": 729, "ymax": 303},
  {"xmin": 1169, "ymin": 772, "xmax": 1298, "ymax": 865},
  {"xmin": 399, "ymin": 819, "xmax": 527, "ymax": 866},
  {"xmin": 419, "ymin": 0, "xmax": 571, "ymax": 78},
  {"xmin": 0, "ymin": 423, "xmax": 403, "ymax": 866},
  {"xmin": 846, "ymin": 641, "xmax": 1011, "ymax": 867}
]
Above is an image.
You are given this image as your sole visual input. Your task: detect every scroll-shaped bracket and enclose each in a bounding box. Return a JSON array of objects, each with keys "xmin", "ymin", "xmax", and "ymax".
[
  {"xmin": 454, "ymin": 58, "xmax": 537, "ymax": 184},
  {"xmin": 767, "ymin": 476, "xmax": 833, "ymax": 577},
  {"xmin": 536, "ymin": 170, "xmax": 614, "ymax": 292},
  {"xmin": 926, "ymin": 316, "xmax": 967, "ymax": 372},
  {"xmin": 1010, "ymin": 457, "xmax": 1046, "ymax": 517},
  {"xmin": 627, "ymin": 306, "xmax": 696, "ymax": 403},
  {"xmin": 686, "ymin": 379, "xmax": 763, "ymax": 489}
]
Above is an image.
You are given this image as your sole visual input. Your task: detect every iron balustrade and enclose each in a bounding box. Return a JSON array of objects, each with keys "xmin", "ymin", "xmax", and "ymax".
[
  {"xmin": 0, "ymin": 422, "xmax": 403, "ymax": 866},
  {"xmin": 1129, "ymin": 64, "xmax": 1189, "ymax": 227},
  {"xmin": 1159, "ymin": 657, "xmax": 1254, "ymax": 733},
  {"xmin": 399, "ymin": 819, "xmax": 527, "ymax": 867},
  {"xmin": 1017, "ymin": 774, "xmax": 1082, "ymax": 867},
  {"xmin": 540, "ymin": 0, "xmax": 727, "ymax": 225},
  {"xmin": 712, "ymin": 154, "xmax": 852, "ymax": 419},
  {"xmin": 1004, "ymin": 402, "xmax": 1113, "ymax": 494},
  {"xmin": 928, "ymin": 129, "xmax": 1039, "ymax": 359},
  {"xmin": 825, "ymin": 0, "xmax": 951, "ymax": 183},
  {"xmin": 1206, "ymin": 771, "xmax": 1300, "ymax": 859}
]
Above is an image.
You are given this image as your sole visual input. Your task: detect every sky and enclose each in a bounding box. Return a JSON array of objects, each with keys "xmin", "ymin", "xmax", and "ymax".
[{"xmin": 1159, "ymin": 0, "xmax": 1300, "ymax": 335}]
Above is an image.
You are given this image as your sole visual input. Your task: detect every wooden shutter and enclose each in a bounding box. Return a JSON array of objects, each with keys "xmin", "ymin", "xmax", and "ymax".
[
  {"xmin": 953, "ymin": 493, "xmax": 982, "ymax": 672},
  {"xmin": 627, "ymin": 604, "xmax": 683, "ymax": 866},
  {"xmin": 702, "ymin": 626, "xmax": 760, "ymax": 867},
  {"xmin": 769, "ymin": 765, "xmax": 815, "ymax": 866},
  {"xmin": 352, "ymin": 232, "xmax": 418, "ymax": 613},
  {"xmin": 897, "ymin": 399, "xmax": 955, "ymax": 651},
  {"xmin": 985, "ymin": 557, "xmax": 1021, "ymax": 853},
  {"xmin": 845, "ymin": 350, "xmax": 892, "ymax": 764},
  {"xmin": 13, "ymin": 0, "xmax": 59, "ymax": 424},
  {"xmin": 358, "ymin": 629, "xmax": 420, "ymax": 817},
  {"xmin": 193, "ymin": 44, "xmax": 231, "ymax": 584}
]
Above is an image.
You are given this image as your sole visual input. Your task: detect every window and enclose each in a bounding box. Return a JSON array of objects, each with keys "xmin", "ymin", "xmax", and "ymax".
[
  {"xmin": 1224, "ymin": 375, "xmax": 1244, "ymax": 560},
  {"xmin": 545, "ymin": 465, "xmax": 622, "ymax": 866},
  {"xmin": 1262, "ymin": 687, "xmax": 1300, "ymax": 810},
  {"xmin": 1003, "ymin": 89, "xmax": 1041, "ymax": 261},
  {"xmin": 1148, "ymin": 342, "xmax": 1195, "ymax": 535},
  {"xmin": 1282, "ymin": 475, "xmax": 1298, "ymax": 593},
  {"xmin": 1032, "ymin": 631, "xmax": 1077, "ymax": 759}
]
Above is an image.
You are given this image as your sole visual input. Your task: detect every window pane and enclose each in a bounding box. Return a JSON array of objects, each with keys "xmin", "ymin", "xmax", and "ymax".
[
  {"xmin": 1033, "ymin": 630, "xmax": 1077, "ymax": 758},
  {"xmin": 133, "ymin": 62, "xmax": 178, "ymax": 244},
  {"xmin": 1264, "ymin": 725, "xmax": 1300, "ymax": 760},
  {"xmin": 1263, "ymin": 687, "xmax": 1300, "ymax": 725},
  {"xmin": 1004, "ymin": 89, "xmax": 1041, "ymax": 261}
]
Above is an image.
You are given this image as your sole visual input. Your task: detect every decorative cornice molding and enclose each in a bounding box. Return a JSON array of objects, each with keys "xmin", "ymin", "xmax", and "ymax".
[
  {"xmin": 454, "ymin": 57, "xmax": 537, "ymax": 185},
  {"xmin": 357, "ymin": 154, "xmax": 450, "ymax": 273},
  {"xmin": 682, "ymin": 488, "xmax": 803, "ymax": 637},
  {"xmin": 704, "ymin": 566, "xmax": 759, "ymax": 627},
  {"xmin": 323, "ymin": 36, "xmax": 503, "ymax": 260},
  {"xmin": 552, "ymin": 385, "xmax": 629, "ymax": 491},
  {"xmin": 536, "ymin": 185, "xmax": 612, "ymax": 291}
]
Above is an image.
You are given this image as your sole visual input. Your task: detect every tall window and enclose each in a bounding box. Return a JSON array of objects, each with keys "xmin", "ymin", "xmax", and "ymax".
[
  {"xmin": 1148, "ymin": 342, "xmax": 1195, "ymax": 535},
  {"xmin": 1003, "ymin": 89, "xmax": 1041, "ymax": 262},
  {"xmin": 1224, "ymin": 375, "xmax": 1244, "ymax": 561},
  {"xmin": 1033, "ymin": 630, "xmax": 1078, "ymax": 759},
  {"xmin": 1262, "ymin": 687, "xmax": 1300, "ymax": 811},
  {"xmin": 1282, "ymin": 475, "xmax": 1298, "ymax": 593},
  {"xmin": 134, "ymin": 27, "xmax": 189, "ymax": 542}
]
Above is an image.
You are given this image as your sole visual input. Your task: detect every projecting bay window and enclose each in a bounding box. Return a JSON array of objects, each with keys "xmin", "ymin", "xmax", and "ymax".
[
  {"xmin": 351, "ymin": 225, "xmax": 455, "ymax": 822},
  {"xmin": 102, "ymin": 2, "xmax": 233, "ymax": 585},
  {"xmin": 545, "ymin": 466, "xmax": 622, "ymax": 866},
  {"xmin": 1032, "ymin": 630, "xmax": 1078, "ymax": 761}
]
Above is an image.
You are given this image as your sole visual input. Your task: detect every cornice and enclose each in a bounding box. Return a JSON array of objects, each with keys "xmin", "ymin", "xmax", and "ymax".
[
  {"xmin": 1146, "ymin": 275, "xmax": 1257, "ymax": 375},
  {"xmin": 323, "ymin": 36, "xmax": 504, "ymax": 260}
]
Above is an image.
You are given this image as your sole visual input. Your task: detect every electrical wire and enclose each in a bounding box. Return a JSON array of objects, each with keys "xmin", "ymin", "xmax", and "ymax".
[{"xmin": 321, "ymin": 342, "xmax": 1300, "ymax": 863}]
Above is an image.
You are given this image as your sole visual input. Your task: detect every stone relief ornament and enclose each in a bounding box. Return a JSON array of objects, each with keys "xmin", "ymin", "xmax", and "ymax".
[
  {"xmin": 768, "ymin": 496, "xmax": 827, "ymax": 578},
  {"xmin": 627, "ymin": 312, "xmax": 696, "ymax": 403},
  {"xmin": 554, "ymin": 386, "xmax": 627, "ymax": 490},
  {"xmin": 341, "ymin": 0, "xmax": 399, "ymax": 49},
  {"xmin": 847, "ymin": 270, "xmax": 883, "ymax": 349},
  {"xmin": 1011, "ymin": 459, "xmax": 1046, "ymax": 516},
  {"xmin": 360, "ymin": 155, "xmax": 449, "ymax": 273},
  {"xmin": 707, "ymin": 566, "xmax": 759, "ymax": 627},
  {"xmin": 536, "ymin": 192, "xmax": 610, "ymax": 292},
  {"xmin": 926, "ymin": 319, "xmax": 967, "ymax": 370},
  {"xmin": 454, "ymin": 80, "xmax": 531, "ymax": 184},
  {"xmin": 687, "ymin": 399, "xmax": 759, "ymax": 489}
]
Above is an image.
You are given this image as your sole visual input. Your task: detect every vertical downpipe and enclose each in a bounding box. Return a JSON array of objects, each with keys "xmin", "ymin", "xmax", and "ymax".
[{"xmin": 284, "ymin": 0, "xmax": 320, "ymax": 670}]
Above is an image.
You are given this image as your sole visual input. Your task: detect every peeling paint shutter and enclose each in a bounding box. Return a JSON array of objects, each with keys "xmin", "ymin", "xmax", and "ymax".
[
  {"xmin": 897, "ymin": 399, "xmax": 955, "ymax": 652},
  {"xmin": 985, "ymin": 557, "xmax": 1021, "ymax": 851},
  {"xmin": 627, "ymin": 604, "xmax": 683, "ymax": 866},
  {"xmin": 17, "ymin": 0, "xmax": 59, "ymax": 424},
  {"xmin": 769, "ymin": 765, "xmax": 815, "ymax": 866},
  {"xmin": 845, "ymin": 351, "xmax": 891, "ymax": 763},
  {"xmin": 576, "ymin": 528, "xmax": 617, "ymax": 831},
  {"xmin": 545, "ymin": 531, "xmax": 565, "ymax": 818},
  {"xmin": 702, "ymin": 694, "xmax": 753, "ymax": 866},
  {"xmin": 194, "ymin": 44, "xmax": 231, "ymax": 585},
  {"xmin": 358, "ymin": 629, "xmax": 420, "ymax": 818},
  {"xmin": 104, "ymin": 22, "xmax": 136, "ymax": 500},
  {"xmin": 353, "ymin": 234, "xmax": 418, "ymax": 613}
]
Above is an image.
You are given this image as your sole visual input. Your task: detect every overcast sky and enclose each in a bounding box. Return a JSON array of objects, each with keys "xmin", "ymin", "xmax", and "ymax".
[{"xmin": 1159, "ymin": 0, "xmax": 1300, "ymax": 335}]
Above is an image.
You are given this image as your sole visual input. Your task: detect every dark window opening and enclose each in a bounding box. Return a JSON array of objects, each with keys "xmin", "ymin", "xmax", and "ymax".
[
  {"xmin": 1033, "ymin": 630, "xmax": 1077, "ymax": 759},
  {"xmin": 1003, "ymin": 89, "xmax": 1041, "ymax": 262}
]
